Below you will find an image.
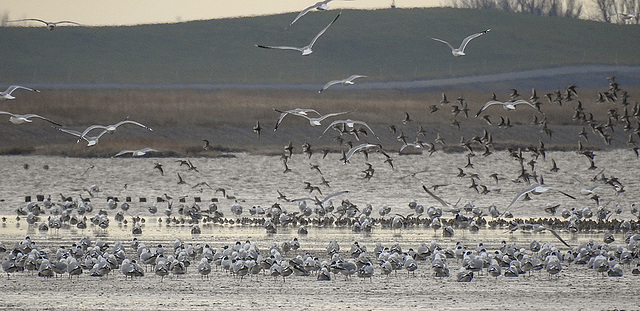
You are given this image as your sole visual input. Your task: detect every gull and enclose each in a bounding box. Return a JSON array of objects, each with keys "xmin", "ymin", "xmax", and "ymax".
[
  {"xmin": 343, "ymin": 143, "xmax": 387, "ymax": 163},
  {"xmin": 319, "ymin": 75, "xmax": 367, "ymax": 93},
  {"xmin": 78, "ymin": 119, "xmax": 152, "ymax": 143},
  {"xmin": 502, "ymin": 184, "xmax": 576, "ymax": 216},
  {"xmin": 430, "ymin": 29, "xmax": 490, "ymax": 57},
  {"xmin": 57, "ymin": 127, "xmax": 108, "ymax": 147},
  {"xmin": 475, "ymin": 99, "xmax": 536, "ymax": 117},
  {"xmin": 421, "ymin": 184, "xmax": 461, "ymax": 214},
  {"xmin": 1, "ymin": 85, "xmax": 39, "ymax": 100},
  {"xmin": 8, "ymin": 19, "xmax": 81, "ymax": 30},
  {"xmin": 288, "ymin": 0, "xmax": 342, "ymax": 27},
  {"xmin": 299, "ymin": 111, "xmax": 352, "ymax": 126},
  {"xmin": 321, "ymin": 119, "xmax": 378, "ymax": 138},
  {"xmin": 0, "ymin": 111, "xmax": 61, "ymax": 126},
  {"xmin": 508, "ymin": 223, "xmax": 571, "ymax": 248},
  {"xmin": 273, "ymin": 108, "xmax": 321, "ymax": 131},
  {"xmin": 256, "ymin": 12, "xmax": 340, "ymax": 56},
  {"xmin": 113, "ymin": 148, "xmax": 158, "ymax": 158}
]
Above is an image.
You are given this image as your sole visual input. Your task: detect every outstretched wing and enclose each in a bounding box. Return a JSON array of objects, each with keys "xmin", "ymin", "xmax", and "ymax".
[
  {"xmin": 475, "ymin": 100, "xmax": 502, "ymax": 117},
  {"xmin": 458, "ymin": 29, "xmax": 490, "ymax": 52},
  {"xmin": 288, "ymin": 3, "xmax": 319, "ymax": 27},
  {"xmin": 422, "ymin": 184, "xmax": 450, "ymax": 208},
  {"xmin": 22, "ymin": 114, "xmax": 62, "ymax": 126},
  {"xmin": 255, "ymin": 44, "xmax": 303, "ymax": 53},
  {"xmin": 319, "ymin": 79, "xmax": 343, "ymax": 93},
  {"xmin": 307, "ymin": 12, "xmax": 341, "ymax": 49},
  {"xmin": 430, "ymin": 37, "xmax": 455, "ymax": 51}
]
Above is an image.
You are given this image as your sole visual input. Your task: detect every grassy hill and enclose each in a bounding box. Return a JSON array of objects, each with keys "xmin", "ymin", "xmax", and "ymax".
[{"xmin": 1, "ymin": 8, "xmax": 639, "ymax": 85}]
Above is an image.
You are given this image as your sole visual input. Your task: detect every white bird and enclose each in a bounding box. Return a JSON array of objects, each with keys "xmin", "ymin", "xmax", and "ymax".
[
  {"xmin": 502, "ymin": 184, "xmax": 576, "ymax": 216},
  {"xmin": 475, "ymin": 99, "xmax": 536, "ymax": 117},
  {"xmin": 430, "ymin": 29, "xmax": 491, "ymax": 57},
  {"xmin": 343, "ymin": 143, "xmax": 387, "ymax": 163},
  {"xmin": 77, "ymin": 119, "xmax": 152, "ymax": 143},
  {"xmin": 299, "ymin": 111, "xmax": 352, "ymax": 126},
  {"xmin": 8, "ymin": 19, "xmax": 81, "ymax": 31},
  {"xmin": 321, "ymin": 119, "xmax": 378, "ymax": 138},
  {"xmin": 257, "ymin": 12, "xmax": 340, "ymax": 56},
  {"xmin": 273, "ymin": 108, "xmax": 321, "ymax": 131},
  {"xmin": 0, "ymin": 111, "xmax": 61, "ymax": 126},
  {"xmin": 1, "ymin": 85, "xmax": 39, "ymax": 100},
  {"xmin": 421, "ymin": 184, "xmax": 462, "ymax": 214},
  {"xmin": 288, "ymin": 0, "xmax": 338, "ymax": 27},
  {"xmin": 57, "ymin": 127, "xmax": 108, "ymax": 147},
  {"xmin": 113, "ymin": 148, "xmax": 158, "ymax": 158},
  {"xmin": 319, "ymin": 75, "xmax": 367, "ymax": 93}
]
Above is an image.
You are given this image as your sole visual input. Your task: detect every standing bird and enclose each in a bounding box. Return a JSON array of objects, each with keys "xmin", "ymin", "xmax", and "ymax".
[
  {"xmin": 1, "ymin": 85, "xmax": 40, "ymax": 100},
  {"xmin": 430, "ymin": 29, "xmax": 491, "ymax": 57},
  {"xmin": 256, "ymin": 12, "xmax": 341, "ymax": 56}
]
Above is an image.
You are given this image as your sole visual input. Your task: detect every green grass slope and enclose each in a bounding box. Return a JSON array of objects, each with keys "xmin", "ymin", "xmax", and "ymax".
[{"xmin": 1, "ymin": 8, "xmax": 639, "ymax": 84}]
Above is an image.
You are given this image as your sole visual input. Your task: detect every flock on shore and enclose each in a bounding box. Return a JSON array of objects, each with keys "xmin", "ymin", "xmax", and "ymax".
[{"xmin": 2, "ymin": 1, "xmax": 640, "ymax": 288}]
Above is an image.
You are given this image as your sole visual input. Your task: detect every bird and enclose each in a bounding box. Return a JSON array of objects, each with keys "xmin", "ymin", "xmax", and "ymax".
[
  {"xmin": 299, "ymin": 111, "xmax": 352, "ymax": 126},
  {"xmin": 502, "ymin": 184, "xmax": 576, "ymax": 216},
  {"xmin": 0, "ymin": 85, "xmax": 40, "ymax": 100},
  {"xmin": 273, "ymin": 108, "xmax": 321, "ymax": 131},
  {"xmin": 421, "ymin": 185, "xmax": 461, "ymax": 214},
  {"xmin": 253, "ymin": 121, "xmax": 262, "ymax": 138},
  {"xmin": 8, "ymin": 18, "xmax": 81, "ymax": 30},
  {"xmin": 508, "ymin": 224, "xmax": 571, "ymax": 248},
  {"xmin": 287, "ymin": 0, "xmax": 344, "ymax": 27},
  {"xmin": 430, "ymin": 29, "xmax": 490, "ymax": 57},
  {"xmin": 77, "ymin": 119, "xmax": 152, "ymax": 143},
  {"xmin": 0, "ymin": 111, "xmax": 61, "ymax": 126},
  {"xmin": 343, "ymin": 143, "xmax": 387, "ymax": 163},
  {"xmin": 57, "ymin": 128, "xmax": 108, "ymax": 147},
  {"xmin": 319, "ymin": 75, "xmax": 367, "ymax": 93},
  {"xmin": 113, "ymin": 148, "xmax": 158, "ymax": 158},
  {"xmin": 321, "ymin": 119, "xmax": 378, "ymax": 139},
  {"xmin": 475, "ymin": 99, "xmax": 537, "ymax": 117},
  {"xmin": 256, "ymin": 12, "xmax": 340, "ymax": 56}
]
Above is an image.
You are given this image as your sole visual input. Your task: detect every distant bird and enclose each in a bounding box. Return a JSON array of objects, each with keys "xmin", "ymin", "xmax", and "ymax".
[
  {"xmin": 253, "ymin": 121, "xmax": 262, "ymax": 137},
  {"xmin": 113, "ymin": 148, "xmax": 158, "ymax": 157},
  {"xmin": 8, "ymin": 18, "xmax": 81, "ymax": 30},
  {"xmin": 257, "ymin": 12, "xmax": 340, "ymax": 56},
  {"xmin": 319, "ymin": 75, "xmax": 367, "ymax": 93},
  {"xmin": 1, "ymin": 85, "xmax": 40, "ymax": 100},
  {"xmin": 77, "ymin": 119, "xmax": 152, "ymax": 143},
  {"xmin": 430, "ymin": 29, "xmax": 490, "ymax": 57},
  {"xmin": 202, "ymin": 139, "xmax": 212, "ymax": 150},
  {"xmin": 475, "ymin": 99, "xmax": 536, "ymax": 117},
  {"xmin": 0, "ymin": 111, "xmax": 61, "ymax": 126},
  {"xmin": 154, "ymin": 162, "xmax": 164, "ymax": 176}
]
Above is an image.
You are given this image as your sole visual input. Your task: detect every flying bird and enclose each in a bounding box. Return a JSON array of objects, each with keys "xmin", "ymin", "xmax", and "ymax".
[
  {"xmin": 273, "ymin": 108, "xmax": 321, "ymax": 131},
  {"xmin": 8, "ymin": 18, "xmax": 81, "ymax": 30},
  {"xmin": 256, "ymin": 12, "xmax": 340, "ymax": 56},
  {"xmin": 288, "ymin": 0, "xmax": 345, "ymax": 27},
  {"xmin": 475, "ymin": 99, "xmax": 537, "ymax": 117},
  {"xmin": 0, "ymin": 111, "xmax": 61, "ymax": 126},
  {"xmin": 319, "ymin": 75, "xmax": 367, "ymax": 93},
  {"xmin": 113, "ymin": 148, "xmax": 158, "ymax": 158},
  {"xmin": 77, "ymin": 119, "xmax": 152, "ymax": 143},
  {"xmin": 1, "ymin": 85, "xmax": 39, "ymax": 100},
  {"xmin": 430, "ymin": 29, "xmax": 490, "ymax": 57}
]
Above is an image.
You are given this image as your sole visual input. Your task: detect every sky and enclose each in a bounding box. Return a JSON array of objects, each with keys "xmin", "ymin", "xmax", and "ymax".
[{"xmin": 0, "ymin": 0, "xmax": 444, "ymax": 26}]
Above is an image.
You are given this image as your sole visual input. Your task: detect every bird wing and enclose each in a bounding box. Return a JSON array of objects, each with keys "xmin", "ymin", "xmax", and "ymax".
[
  {"xmin": 10, "ymin": 18, "xmax": 48, "ymax": 25},
  {"xmin": 114, "ymin": 150, "xmax": 134, "ymax": 157},
  {"xmin": 458, "ymin": 29, "xmax": 490, "ymax": 52},
  {"xmin": 430, "ymin": 37, "xmax": 455, "ymax": 51},
  {"xmin": 422, "ymin": 184, "xmax": 450, "ymax": 208},
  {"xmin": 344, "ymin": 144, "xmax": 377, "ymax": 163},
  {"xmin": 346, "ymin": 75, "xmax": 367, "ymax": 82},
  {"xmin": 320, "ymin": 119, "xmax": 345, "ymax": 137},
  {"xmin": 349, "ymin": 120, "xmax": 377, "ymax": 138},
  {"xmin": 79, "ymin": 125, "xmax": 108, "ymax": 142},
  {"xmin": 307, "ymin": 12, "xmax": 340, "ymax": 49},
  {"xmin": 55, "ymin": 21, "xmax": 81, "ymax": 26},
  {"xmin": 22, "ymin": 114, "xmax": 62, "ymax": 126},
  {"xmin": 321, "ymin": 191, "xmax": 349, "ymax": 203},
  {"xmin": 5, "ymin": 85, "xmax": 38, "ymax": 94},
  {"xmin": 475, "ymin": 101, "xmax": 502, "ymax": 117},
  {"xmin": 289, "ymin": 4, "xmax": 318, "ymax": 27},
  {"xmin": 505, "ymin": 184, "xmax": 539, "ymax": 211},
  {"xmin": 114, "ymin": 120, "xmax": 151, "ymax": 130},
  {"xmin": 511, "ymin": 99, "xmax": 536, "ymax": 108},
  {"xmin": 319, "ymin": 79, "xmax": 344, "ymax": 93},
  {"xmin": 546, "ymin": 227, "xmax": 571, "ymax": 248},
  {"xmin": 0, "ymin": 111, "xmax": 16, "ymax": 117},
  {"xmin": 316, "ymin": 111, "xmax": 350, "ymax": 122},
  {"xmin": 255, "ymin": 44, "xmax": 303, "ymax": 52}
]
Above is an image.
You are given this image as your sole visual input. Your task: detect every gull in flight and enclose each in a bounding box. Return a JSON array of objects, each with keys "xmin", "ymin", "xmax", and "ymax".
[
  {"xmin": 78, "ymin": 119, "xmax": 152, "ymax": 143},
  {"xmin": 421, "ymin": 184, "xmax": 462, "ymax": 214},
  {"xmin": 57, "ymin": 128, "xmax": 108, "ymax": 147},
  {"xmin": 343, "ymin": 143, "xmax": 387, "ymax": 163},
  {"xmin": 288, "ymin": 0, "xmax": 350, "ymax": 27},
  {"xmin": 475, "ymin": 99, "xmax": 536, "ymax": 117},
  {"xmin": 430, "ymin": 29, "xmax": 490, "ymax": 57},
  {"xmin": 300, "ymin": 111, "xmax": 352, "ymax": 126},
  {"xmin": 321, "ymin": 119, "xmax": 378, "ymax": 139},
  {"xmin": 319, "ymin": 75, "xmax": 367, "ymax": 93},
  {"xmin": 502, "ymin": 184, "xmax": 576, "ymax": 217},
  {"xmin": 113, "ymin": 148, "xmax": 158, "ymax": 158},
  {"xmin": 0, "ymin": 111, "xmax": 61, "ymax": 126},
  {"xmin": 1, "ymin": 85, "xmax": 39, "ymax": 100},
  {"xmin": 8, "ymin": 19, "xmax": 81, "ymax": 31},
  {"xmin": 508, "ymin": 223, "xmax": 571, "ymax": 248},
  {"xmin": 273, "ymin": 108, "xmax": 321, "ymax": 131},
  {"xmin": 256, "ymin": 12, "xmax": 340, "ymax": 56}
]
